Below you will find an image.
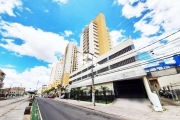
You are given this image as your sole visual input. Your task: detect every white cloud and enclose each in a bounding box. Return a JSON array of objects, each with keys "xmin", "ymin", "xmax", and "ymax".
[
  {"xmin": 6, "ymin": 64, "xmax": 15, "ymax": 68},
  {"xmin": 0, "ymin": 0, "xmax": 22, "ymax": 16},
  {"xmin": 44, "ymin": 10, "xmax": 49, "ymax": 12},
  {"xmin": 70, "ymin": 38, "xmax": 78, "ymax": 46},
  {"xmin": 0, "ymin": 64, "xmax": 15, "ymax": 68},
  {"xmin": 0, "ymin": 20, "xmax": 69, "ymax": 63},
  {"xmin": 109, "ymin": 30, "xmax": 126, "ymax": 47},
  {"xmin": 25, "ymin": 7, "xmax": 32, "ymax": 13},
  {"xmin": 114, "ymin": 0, "xmax": 180, "ymax": 54},
  {"xmin": 64, "ymin": 30, "xmax": 73, "ymax": 37},
  {"xmin": 53, "ymin": 0, "xmax": 68, "ymax": 4},
  {"xmin": 1, "ymin": 52, "xmax": 5, "ymax": 54},
  {"xmin": 134, "ymin": 20, "xmax": 160, "ymax": 36},
  {"xmin": 2, "ymin": 66, "xmax": 51, "ymax": 90}
]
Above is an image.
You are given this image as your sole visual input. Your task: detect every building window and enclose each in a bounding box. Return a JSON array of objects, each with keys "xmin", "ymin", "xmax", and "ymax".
[
  {"xmin": 110, "ymin": 56, "xmax": 136, "ymax": 70},
  {"xmin": 98, "ymin": 58, "xmax": 108, "ymax": 64},
  {"xmin": 109, "ymin": 45, "xmax": 133, "ymax": 60},
  {"xmin": 97, "ymin": 67, "xmax": 109, "ymax": 74}
]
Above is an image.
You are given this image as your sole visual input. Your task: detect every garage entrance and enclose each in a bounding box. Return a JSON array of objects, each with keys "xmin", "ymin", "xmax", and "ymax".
[{"xmin": 113, "ymin": 79, "xmax": 148, "ymax": 98}]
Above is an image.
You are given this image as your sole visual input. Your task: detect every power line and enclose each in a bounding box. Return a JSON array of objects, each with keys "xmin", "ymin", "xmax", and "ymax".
[{"xmin": 105, "ymin": 30, "xmax": 180, "ymax": 64}]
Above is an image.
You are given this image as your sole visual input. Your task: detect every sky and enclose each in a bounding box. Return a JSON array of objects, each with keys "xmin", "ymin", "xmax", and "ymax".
[{"xmin": 0, "ymin": 0, "xmax": 180, "ymax": 90}]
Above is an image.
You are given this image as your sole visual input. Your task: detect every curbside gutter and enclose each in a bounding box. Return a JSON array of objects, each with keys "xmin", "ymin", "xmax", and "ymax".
[{"xmin": 36, "ymin": 99, "xmax": 43, "ymax": 120}]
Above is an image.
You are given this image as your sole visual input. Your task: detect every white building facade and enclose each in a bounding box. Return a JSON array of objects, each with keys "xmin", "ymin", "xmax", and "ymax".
[{"xmin": 70, "ymin": 38, "xmax": 163, "ymax": 111}]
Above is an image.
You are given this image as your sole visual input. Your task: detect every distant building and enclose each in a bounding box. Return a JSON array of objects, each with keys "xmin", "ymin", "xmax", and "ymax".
[
  {"xmin": 37, "ymin": 86, "xmax": 48, "ymax": 95},
  {"xmin": 5, "ymin": 87, "xmax": 25, "ymax": 96},
  {"xmin": 48, "ymin": 57, "xmax": 65, "ymax": 89},
  {"xmin": 62, "ymin": 42, "xmax": 80, "ymax": 86},
  {"xmin": 0, "ymin": 69, "xmax": 6, "ymax": 88}
]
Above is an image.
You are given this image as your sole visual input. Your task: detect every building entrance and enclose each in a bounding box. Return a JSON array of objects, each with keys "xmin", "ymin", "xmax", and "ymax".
[{"xmin": 113, "ymin": 79, "xmax": 148, "ymax": 98}]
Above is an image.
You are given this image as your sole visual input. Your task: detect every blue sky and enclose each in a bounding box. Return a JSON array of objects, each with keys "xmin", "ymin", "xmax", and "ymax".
[{"xmin": 0, "ymin": 0, "xmax": 180, "ymax": 89}]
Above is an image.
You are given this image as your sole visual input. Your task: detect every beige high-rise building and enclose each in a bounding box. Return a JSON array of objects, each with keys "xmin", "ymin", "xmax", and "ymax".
[
  {"xmin": 62, "ymin": 42, "xmax": 80, "ymax": 86},
  {"xmin": 80, "ymin": 13, "xmax": 112, "ymax": 58},
  {"xmin": 48, "ymin": 57, "xmax": 64, "ymax": 89}
]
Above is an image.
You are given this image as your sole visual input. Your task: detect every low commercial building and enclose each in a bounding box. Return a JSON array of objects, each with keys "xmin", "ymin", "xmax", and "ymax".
[
  {"xmin": 6, "ymin": 87, "xmax": 25, "ymax": 96},
  {"xmin": 69, "ymin": 38, "xmax": 163, "ymax": 111}
]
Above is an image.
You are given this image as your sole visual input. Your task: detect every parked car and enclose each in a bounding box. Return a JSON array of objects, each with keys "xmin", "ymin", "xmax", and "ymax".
[
  {"xmin": 159, "ymin": 90, "xmax": 165, "ymax": 96},
  {"xmin": 164, "ymin": 91, "xmax": 174, "ymax": 98},
  {"xmin": 48, "ymin": 95, "xmax": 55, "ymax": 98}
]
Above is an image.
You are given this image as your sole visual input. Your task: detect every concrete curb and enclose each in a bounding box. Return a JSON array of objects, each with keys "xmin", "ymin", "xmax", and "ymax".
[
  {"xmin": 36, "ymin": 99, "xmax": 43, "ymax": 120},
  {"xmin": 0, "ymin": 97, "xmax": 28, "ymax": 117}
]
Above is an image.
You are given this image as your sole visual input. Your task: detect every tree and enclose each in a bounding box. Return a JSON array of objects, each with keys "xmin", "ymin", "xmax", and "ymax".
[
  {"xmin": 49, "ymin": 87, "xmax": 56, "ymax": 94},
  {"xmin": 99, "ymin": 86, "xmax": 109, "ymax": 91},
  {"xmin": 57, "ymin": 84, "xmax": 62, "ymax": 90},
  {"xmin": 99, "ymin": 86, "xmax": 109, "ymax": 104},
  {"xmin": 43, "ymin": 90, "xmax": 50, "ymax": 95}
]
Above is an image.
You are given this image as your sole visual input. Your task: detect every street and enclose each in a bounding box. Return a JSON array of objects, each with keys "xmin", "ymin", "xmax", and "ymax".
[
  {"xmin": 37, "ymin": 97, "xmax": 125, "ymax": 120},
  {"xmin": 0, "ymin": 96, "xmax": 28, "ymax": 119}
]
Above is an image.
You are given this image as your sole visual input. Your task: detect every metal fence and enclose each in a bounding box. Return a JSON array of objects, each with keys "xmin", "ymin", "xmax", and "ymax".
[
  {"xmin": 70, "ymin": 90, "xmax": 115, "ymax": 104},
  {"xmin": 31, "ymin": 99, "xmax": 40, "ymax": 120},
  {"xmin": 170, "ymin": 82, "xmax": 180, "ymax": 103}
]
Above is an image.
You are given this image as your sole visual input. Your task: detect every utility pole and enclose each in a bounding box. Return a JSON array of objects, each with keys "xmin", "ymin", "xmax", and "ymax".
[
  {"xmin": 84, "ymin": 52, "xmax": 96, "ymax": 106},
  {"xmin": 89, "ymin": 53, "xmax": 95, "ymax": 106},
  {"xmin": 36, "ymin": 81, "xmax": 39, "ymax": 94},
  {"xmin": 8, "ymin": 84, "xmax": 12, "ymax": 96}
]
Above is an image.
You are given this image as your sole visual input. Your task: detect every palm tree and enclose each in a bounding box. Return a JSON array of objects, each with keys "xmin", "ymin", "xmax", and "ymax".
[
  {"xmin": 99, "ymin": 86, "xmax": 109, "ymax": 97},
  {"xmin": 99, "ymin": 86, "xmax": 109, "ymax": 91},
  {"xmin": 43, "ymin": 90, "xmax": 50, "ymax": 95},
  {"xmin": 57, "ymin": 84, "xmax": 62, "ymax": 90},
  {"xmin": 57, "ymin": 84, "xmax": 62, "ymax": 98},
  {"xmin": 50, "ymin": 87, "xmax": 55, "ymax": 94},
  {"xmin": 99, "ymin": 86, "xmax": 109, "ymax": 104}
]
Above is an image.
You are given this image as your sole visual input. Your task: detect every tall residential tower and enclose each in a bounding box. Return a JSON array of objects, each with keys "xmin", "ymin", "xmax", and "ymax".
[
  {"xmin": 80, "ymin": 13, "xmax": 112, "ymax": 58},
  {"xmin": 62, "ymin": 42, "xmax": 80, "ymax": 86}
]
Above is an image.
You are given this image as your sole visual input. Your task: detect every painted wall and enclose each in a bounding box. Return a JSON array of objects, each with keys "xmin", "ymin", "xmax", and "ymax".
[
  {"xmin": 94, "ymin": 82, "xmax": 114, "ymax": 91},
  {"xmin": 63, "ymin": 73, "xmax": 70, "ymax": 86},
  {"xmin": 158, "ymin": 74, "xmax": 180, "ymax": 88},
  {"xmin": 94, "ymin": 13, "xmax": 111, "ymax": 55}
]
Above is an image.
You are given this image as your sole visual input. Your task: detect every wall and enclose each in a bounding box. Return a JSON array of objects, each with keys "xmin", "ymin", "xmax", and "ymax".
[
  {"xmin": 151, "ymin": 68, "xmax": 177, "ymax": 77},
  {"xmin": 158, "ymin": 74, "xmax": 180, "ymax": 88},
  {"xmin": 94, "ymin": 82, "xmax": 114, "ymax": 91},
  {"xmin": 63, "ymin": 73, "xmax": 70, "ymax": 86}
]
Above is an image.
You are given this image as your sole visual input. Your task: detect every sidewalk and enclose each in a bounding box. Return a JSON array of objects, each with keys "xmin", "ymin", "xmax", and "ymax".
[
  {"xmin": 0, "ymin": 99, "xmax": 29, "ymax": 120},
  {"xmin": 0, "ymin": 96, "xmax": 28, "ymax": 117},
  {"xmin": 54, "ymin": 98, "xmax": 180, "ymax": 120}
]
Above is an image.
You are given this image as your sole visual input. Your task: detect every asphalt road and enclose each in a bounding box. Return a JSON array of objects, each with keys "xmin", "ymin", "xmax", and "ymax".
[{"xmin": 37, "ymin": 98, "xmax": 125, "ymax": 120}]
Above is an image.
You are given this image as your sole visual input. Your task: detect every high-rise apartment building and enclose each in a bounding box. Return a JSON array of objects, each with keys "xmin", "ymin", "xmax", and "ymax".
[
  {"xmin": 80, "ymin": 13, "xmax": 112, "ymax": 58},
  {"xmin": 54, "ymin": 56, "xmax": 64, "ymax": 80},
  {"xmin": 48, "ymin": 57, "xmax": 64, "ymax": 89},
  {"xmin": 62, "ymin": 42, "xmax": 80, "ymax": 86}
]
